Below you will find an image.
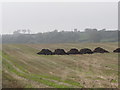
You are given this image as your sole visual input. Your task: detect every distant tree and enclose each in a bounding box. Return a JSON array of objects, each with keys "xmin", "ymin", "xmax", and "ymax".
[
  {"xmin": 102, "ymin": 28, "xmax": 106, "ymax": 31},
  {"xmin": 85, "ymin": 28, "xmax": 92, "ymax": 32},
  {"xmin": 13, "ymin": 30, "xmax": 21, "ymax": 34},
  {"xmin": 85, "ymin": 28, "xmax": 97, "ymax": 32},
  {"xmin": 22, "ymin": 29, "xmax": 26, "ymax": 34},
  {"xmin": 2, "ymin": 29, "xmax": 118, "ymax": 44},
  {"xmin": 53, "ymin": 29, "xmax": 58, "ymax": 32},
  {"xmin": 27, "ymin": 29, "xmax": 31, "ymax": 34},
  {"xmin": 17, "ymin": 29, "xmax": 21, "ymax": 33},
  {"xmin": 100, "ymin": 29, "xmax": 106, "ymax": 32},
  {"xmin": 88, "ymin": 29, "xmax": 101, "ymax": 42}
]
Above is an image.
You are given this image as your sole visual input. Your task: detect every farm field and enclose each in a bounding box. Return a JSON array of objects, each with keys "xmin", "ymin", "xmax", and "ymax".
[{"xmin": 2, "ymin": 42, "xmax": 119, "ymax": 88}]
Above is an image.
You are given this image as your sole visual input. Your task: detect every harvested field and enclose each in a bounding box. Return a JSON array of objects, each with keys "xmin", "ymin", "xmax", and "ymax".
[{"xmin": 2, "ymin": 42, "xmax": 119, "ymax": 88}]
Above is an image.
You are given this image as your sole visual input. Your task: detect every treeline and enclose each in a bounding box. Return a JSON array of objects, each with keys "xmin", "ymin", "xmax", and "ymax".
[{"xmin": 1, "ymin": 29, "xmax": 119, "ymax": 44}]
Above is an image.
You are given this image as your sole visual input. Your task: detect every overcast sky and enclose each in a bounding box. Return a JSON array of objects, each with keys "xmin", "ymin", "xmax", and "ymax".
[{"xmin": 2, "ymin": 2, "xmax": 118, "ymax": 34}]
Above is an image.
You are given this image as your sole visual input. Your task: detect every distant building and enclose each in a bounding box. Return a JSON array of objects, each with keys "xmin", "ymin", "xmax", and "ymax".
[
  {"xmin": 13, "ymin": 29, "xmax": 31, "ymax": 34},
  {"xmin": 74, "ymin": 28, "xmax": 77, "ymax": 32},
  {"xmin": 85, "ymin": 28, "xmax": 97, "ymax": 32}
]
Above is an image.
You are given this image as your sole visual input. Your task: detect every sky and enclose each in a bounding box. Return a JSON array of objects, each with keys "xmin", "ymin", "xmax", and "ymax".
[{"xmin": 1, "ymin": 2, "xmax": 118, "ymax": 34}]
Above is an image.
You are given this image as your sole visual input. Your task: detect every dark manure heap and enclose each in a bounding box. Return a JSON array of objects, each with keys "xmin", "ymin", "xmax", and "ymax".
[
  {"xmin": 37, "ymin": 49, "xmax": 53, "ymax": 55},
  {"xmin": 67, "ymin": 48, "xmax": 79, "ymax": 54},
  {"xmin": 37, "ymin": 47, "xmax": 111, "ymax": 55},
  {"xmin": 93, "ymin": 47, "xmax": 109, "ymax": 53},
  {"xmin": 53, "ymin": 49, "xmax": 67, "ymax": 55},
  {"xmin": 113, "ymin": 48, "xmax": 120, "ymax": 53},
  {"xmin": 79, "ymin": 48, "xmax": 93, "ymax": 54}
]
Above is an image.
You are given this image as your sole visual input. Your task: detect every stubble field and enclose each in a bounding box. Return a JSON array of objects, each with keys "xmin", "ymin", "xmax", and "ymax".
[{"xmin": 2, "ymin": 42, "xmax": 119, "ymax": 88}]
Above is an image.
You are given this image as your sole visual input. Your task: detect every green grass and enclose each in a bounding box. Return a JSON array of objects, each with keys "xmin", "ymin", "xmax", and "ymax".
[
  {"xmin": 3, "ymin": 53, "xmax": 83, "ymax": 88},
  {"xmin": 3, "ymin": 58, "xmax": 71, "ymax": 88}
]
